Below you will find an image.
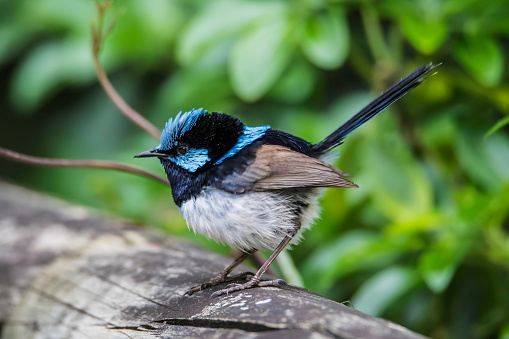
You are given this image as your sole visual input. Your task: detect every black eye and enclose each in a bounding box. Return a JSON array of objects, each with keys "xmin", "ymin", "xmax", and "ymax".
[{"xmin": 176, "ymin": 143, "xmax": 189, "ymax": 156}]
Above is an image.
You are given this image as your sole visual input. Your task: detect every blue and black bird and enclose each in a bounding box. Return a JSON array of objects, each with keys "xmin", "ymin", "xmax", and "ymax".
[{"xmin": 135, "ymin": 64, "xmax": 438, "ymax": 296}]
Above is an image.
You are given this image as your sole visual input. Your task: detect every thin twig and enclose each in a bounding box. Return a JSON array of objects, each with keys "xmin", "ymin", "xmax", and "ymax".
[
  {"xmin": 0, "ymin": 147, "xmax": 169, "ymax": 186},
  {"xmin": 91, "ymin": 2, "xmax": 161, "ymax": 140}
]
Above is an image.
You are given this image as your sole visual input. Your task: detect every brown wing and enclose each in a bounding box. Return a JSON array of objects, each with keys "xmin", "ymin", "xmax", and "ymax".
[{"xmin": 219, "ymin": 145, "xmax": 357, "ymax": 193}]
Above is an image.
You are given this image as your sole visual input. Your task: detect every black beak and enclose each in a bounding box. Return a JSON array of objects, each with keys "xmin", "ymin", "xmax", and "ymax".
[{"xmin": 134, "ymin": 148, "xmax": 167, "ymax": 158}]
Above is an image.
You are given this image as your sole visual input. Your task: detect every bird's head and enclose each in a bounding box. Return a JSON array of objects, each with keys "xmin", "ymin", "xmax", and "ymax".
[{"xmin": 135, "ymin": 108, "xmax": 269, "ymax": 175}]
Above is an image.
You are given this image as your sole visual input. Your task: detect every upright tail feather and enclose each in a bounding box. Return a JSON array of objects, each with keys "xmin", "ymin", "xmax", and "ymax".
[{"xmin": 311, "ymin": 63, "xmax": 439, "ymax": 155}]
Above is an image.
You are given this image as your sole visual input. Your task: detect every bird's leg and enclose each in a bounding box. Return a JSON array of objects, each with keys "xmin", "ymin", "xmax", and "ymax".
[
  {"xmin": 185, "ymin": 250, "xmax": 255, "ymax": 296},
  {"xmin": 211, "ymin": 228, "xmax": 298, "ymax": 297}
]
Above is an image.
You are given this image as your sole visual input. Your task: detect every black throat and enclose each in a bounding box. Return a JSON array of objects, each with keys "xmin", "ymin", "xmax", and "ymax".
[
  {"xmin": 160, "ymin": 141, "xmax": 261, "ymax": 207},
  {"xmin": 160, "ymin": 159, "xmax": 206, "ymax": 207}
]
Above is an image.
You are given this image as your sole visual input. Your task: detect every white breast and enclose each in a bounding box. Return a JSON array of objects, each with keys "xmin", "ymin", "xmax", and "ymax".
[{"xmin": 180, "ymin": 187, "xmax": 321, "ymax": 251}]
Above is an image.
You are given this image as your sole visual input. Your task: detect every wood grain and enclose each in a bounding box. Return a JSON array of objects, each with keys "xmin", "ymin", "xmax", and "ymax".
[{"xmin": 0, "ymin": 182, "xmax": 427, "ymax": 339}]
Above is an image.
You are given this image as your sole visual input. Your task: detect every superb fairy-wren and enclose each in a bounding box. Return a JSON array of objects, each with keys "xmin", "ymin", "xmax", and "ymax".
[{"xmin": 135, "ymin": 64, "xmax": 438, "ymax": 297}]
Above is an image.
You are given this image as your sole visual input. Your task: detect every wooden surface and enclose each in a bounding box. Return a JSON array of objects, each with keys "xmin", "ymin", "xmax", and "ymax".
[{"xmin": 0, "ymin": 182, "xmax": 428, "ymax": 339}]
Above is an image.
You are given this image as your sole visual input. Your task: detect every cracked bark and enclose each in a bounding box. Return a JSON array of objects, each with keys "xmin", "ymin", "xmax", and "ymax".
[{"xmin": 0, "ymin": 182, "xmax": 428, "ymax": 339}]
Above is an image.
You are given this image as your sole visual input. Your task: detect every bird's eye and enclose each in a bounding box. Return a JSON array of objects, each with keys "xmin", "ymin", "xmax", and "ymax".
[{"xmin": 176, "ymin": 143, "xmax": 189, "ymax": 156}]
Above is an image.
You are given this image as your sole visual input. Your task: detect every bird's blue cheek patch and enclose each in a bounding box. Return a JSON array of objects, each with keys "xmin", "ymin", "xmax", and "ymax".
[{"xmin": 169, "ymin": 148, "xmax": 210, "ymax": 172}]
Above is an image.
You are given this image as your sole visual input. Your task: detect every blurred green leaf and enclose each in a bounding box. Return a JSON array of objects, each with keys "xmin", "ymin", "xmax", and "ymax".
[
  {"xmin": 454, "ymin": 35, "xmax": 504, "ymax": 87},
  {"xmin": 385, "ymin": 0, "xmax": 447, "ymax": 54},
  {"xmin": 501, "ymin": 323, "xmax": 509, "ymax": 339},
  {"xmin": 0, "ymin": 20, "xmax": 34, "ymax": 64},
  {"xmin": 106, "ymin": 0, "xmax": 182, "ymax": 65},
  {"xmin": 418, "ymin": 239, "xmax": 468, "ymax": 293},
  {"xmin": 229, "ymin": 16, "xmax": 293, "ymax": 101},
  {"xmin": 456, "ymin": 131, "xmax": 496, "ymax": 188},
  {"xmin": 176, "ymin": 0, "xmax": 285, "ymax": 66},
  {"xmin": 130, "ymin": 0, "xmax": 182, "ymax": 39},
  {"xmin": 400, "ymin": 16, "xmax": 447, "ymax": 55},
  {"xmin": 269, "ymin": 58, "xmax": 317, "ymax": 103},
  {"xmin": 302, "ymin": 230, "xmax": 419, "ymax": 292},
  {"xmin": 154, "ymin": 67, "xmax": 236, "ymax": 118},
  {"xmin": 300, "ymin": 8, "xmax": 349, "ymax": 70},
  {"xmin": 351, "ymin": 267, "xmax": 419, "ymax": 317},
  {"xmin": 11, "ymin": 39, "xmax": 95, "ymax": 112},
  {"xmin": 485, "ymin": 116, "xmax": 509, "ymax": 138},
  {"xmin": 22, "ymin": 0, "xmax": 94, "ymax": 36},
  {"xmin": 302, "ymin": 231, "xmax": 380, "ymax": 291},
  {"xmin": 482, "ymin": 133, "xmax": 509, "ymax": 183},
  {"xmin": 421, "ymin": 108, "xmax": 457, "ymax": 147},
  {"xmin": 456, "ymin": 130, "xmax": 509, "ymax": 189},
  {"xmin": 363, "ymin": 138, "xmax": 432, "ymax": 221}
]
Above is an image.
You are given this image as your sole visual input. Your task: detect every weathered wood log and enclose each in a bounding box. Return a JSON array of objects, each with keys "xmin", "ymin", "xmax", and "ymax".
[{"xmin": 0, "ymin": 182, "xmax": 427, "ymax": 338}]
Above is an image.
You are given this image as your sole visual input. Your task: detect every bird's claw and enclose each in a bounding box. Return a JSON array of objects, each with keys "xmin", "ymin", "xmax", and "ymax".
[
  {"xmin": 184, "ymin": 282, "xmax": 210, "ymax": 296},
  {"xmin": 184, "ymin": 271, "xmax": 255, "ymax": 296},
  {"xmin": 211, "ymin": 278, "xmax": 287, "ymax": 297},
  {"xmin": 185, "ymin": 276, "xmax": 224, "ymax": 296},
  {"xmin": 211, "ymin": 283, "xmax": 248, "ymax": 297}
]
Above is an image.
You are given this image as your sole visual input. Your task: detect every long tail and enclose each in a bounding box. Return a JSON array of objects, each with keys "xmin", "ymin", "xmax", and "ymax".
[{"xmin": 311, "ymin": 63, "xmax": 439, "ymax": 155}]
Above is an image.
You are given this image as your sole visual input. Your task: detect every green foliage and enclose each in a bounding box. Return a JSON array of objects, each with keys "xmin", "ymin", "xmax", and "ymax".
[
  {"xmin": 1, "ymin": 0, "xmax": 509, "ymax": 337},
  {"xmin": 300, "ymin": 7, "xmax": 349, "ymax": 70},
  {"xmin": 454, "ymin": 35, "xmax": 504, "ymax": 88}
]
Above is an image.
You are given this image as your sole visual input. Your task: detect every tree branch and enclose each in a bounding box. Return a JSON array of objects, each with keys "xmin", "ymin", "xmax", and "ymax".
[
  {"xmin": 0, "ymin": 182, "xmax": 428, "ymax": 339},
  {"xmin": 91, "ymin": 1, "xmax": 162, "ymax": 140},
  {"xmin": 0, "ymin": 146, "xmax": 169, "ymax": 186}
]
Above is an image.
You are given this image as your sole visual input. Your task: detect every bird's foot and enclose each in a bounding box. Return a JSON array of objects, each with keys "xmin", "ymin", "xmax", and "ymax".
[
  {"xmin": 211, "ymin": 278, "xmax": 287, "ymax": 297},
  {"xmin": 185, "ymin": 271, "xmax": 254, "ymax": 296}
]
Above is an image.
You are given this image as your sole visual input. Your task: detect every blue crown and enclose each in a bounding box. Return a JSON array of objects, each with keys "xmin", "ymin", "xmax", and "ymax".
[{"xmin": 159, "ymin": 108, "xmax": 207, "ymax": 149}]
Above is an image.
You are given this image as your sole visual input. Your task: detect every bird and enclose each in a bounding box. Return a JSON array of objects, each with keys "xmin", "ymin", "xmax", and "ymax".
[{"xmin": 135, "ymin": 63, "xmax": 438, "ymax": 297}]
